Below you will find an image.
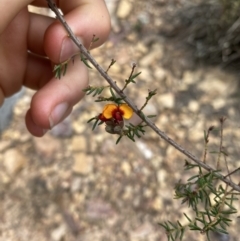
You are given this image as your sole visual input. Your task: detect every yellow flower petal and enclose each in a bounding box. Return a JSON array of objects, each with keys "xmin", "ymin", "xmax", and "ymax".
[
  {"xmin": 102, "ymin": 104, "xmax": 118, "ymax": 119},
  {"xmin": 119, "ymin": 104, "xmax": 133, "ymax": 119}
]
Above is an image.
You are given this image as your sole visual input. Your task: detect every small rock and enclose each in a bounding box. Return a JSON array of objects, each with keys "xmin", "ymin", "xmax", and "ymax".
[
  {"xmin": 156, "ymin": 115, "xmax": 168, "ymax": 126},
  {"xmin": 131, "ymin": 222, "xmax": 154, "ymax": 238},
  {"xmin": 72, "ymin": 118, "xmax": 85, "ymax": 134},
  {"xmin": 136, "ymin": 141, "xmax": 153, "ymax": 159},
  {"xmin": 151, "ymin": 197, "xmax": 163, "ymax": 211},
  {"xmin": 34, "ymin": 134, "xmax": 62, "ymax": 159},
  {"xmin": 117, "ymin": 0, "xmax": 132, "ymax": 18},
  {"xmin": 71, "ymin": 136, "xmax": 87, "ymax": 152},
  {"xmin": 151, "ymin": 156, "xmax": 163, "ymax": 169},
  {"xmin": 3, "ymin": 148, "xmax": 27, "ymax": 175},
  {"xmin": 51, "ymin": 224, "xmax": 66, "ymax": 241},
  {"xmin": 188, "ymin": 100, "xmax": 200, "ymax": 112},
  {"xmin": 86, "ymin": 199, "xmax": 114, "ymax": 219},
  {"xmin": 71, "ymin": 177, "xmax": 82, "ymax": 192},
  {"xmin": 139, "ymin": 43, "xmax": 164, "ymax": 66},
  {"xmin": 123, "ymin": 185, "xmax": 133, "ymax": 200},
  {"xmin": 197, "ymin": 68, "xmax": 237, "ymax": 97},
  {"xmin": 182, "ymin": 70, "xmax": 198, "ymax": 85},
  {"xmin": 143, "ymin": 188, "xmax": 153, "ymax": 198},
  {"xmin": 154, "ymin": 67, "xmax": 167, "ymax": 82},
  {"xmin": 72, "ymin": 153, "xmax": 93, "ymax": 175},
  {"xmin": 0, "ymin": 140, "xmax": 11, "ymax": 152},
  {"xmin": 157, "ymin": 170, "xmax": 166, "ymax": 185},
  {"xmin": 19, "ymin": 133, "xmax": 31, "ymax": 142},
  {"xmin": 157, "ymin": 93, "xmax": 175, "ymax": 109},
  {"xmin": 136, "ymin": 42, "xmax": 148, "ymax": 54},
  {"xmin": 121, "ymin": 161, "xmax": 131, "ymax": 176},
  {"xmin": 212, "ymin": 98, "xmax": 226, "ymax": 110},
  {"xmin": 138, "ymin": 68, "xmax": 152, "ymax": 81}
]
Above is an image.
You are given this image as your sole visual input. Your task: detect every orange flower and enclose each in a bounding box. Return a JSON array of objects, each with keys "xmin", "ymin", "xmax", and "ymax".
[{"xmin": 100, "ymin": 103, "xmax": 133, "ymax": 121}]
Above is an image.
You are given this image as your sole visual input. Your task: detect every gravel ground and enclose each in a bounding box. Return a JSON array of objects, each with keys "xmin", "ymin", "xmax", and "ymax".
[{"xmin": 0, "ymin": 1, "xmax": 239, "ymax": 241}]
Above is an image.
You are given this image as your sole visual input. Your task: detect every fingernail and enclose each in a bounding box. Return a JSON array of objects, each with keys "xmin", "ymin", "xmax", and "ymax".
[
  {"xmin": 60, "ymin": 37, "xmax": 81, "ymax": 62},
  {"xmin": 49, "ymin": 102, "xmax": 70, "ymax": 129}
]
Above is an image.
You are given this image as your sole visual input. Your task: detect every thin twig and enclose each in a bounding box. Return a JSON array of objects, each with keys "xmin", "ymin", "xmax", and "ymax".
[
  {"xmin": 224, "ymin": 167, "xmax": 240, "ymax": 179},
  {"xmin": 203, "ymin": 126, "xmax": 214, "ymax": 164},
  {"xmin": 122, "ymin": 63, "xmax": 137, "ymax": 92},
  {"xmin": 217, "ymin": 117, "xmax": 226, "ymax": 169},
  {"xmin": 46, "ymin": 0, "xmax": 240, "ymax": 193}
]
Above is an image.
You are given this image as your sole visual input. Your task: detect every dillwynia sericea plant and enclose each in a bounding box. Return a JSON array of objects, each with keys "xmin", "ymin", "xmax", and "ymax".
[{"xmin": 47, "ymin": 1, "xmax": 239, "ymax": 240}]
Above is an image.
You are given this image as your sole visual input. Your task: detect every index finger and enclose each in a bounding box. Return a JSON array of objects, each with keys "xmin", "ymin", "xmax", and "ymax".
[{"xmin": 31, "ymin": 0, "xmax": 111, "ymax": 63}]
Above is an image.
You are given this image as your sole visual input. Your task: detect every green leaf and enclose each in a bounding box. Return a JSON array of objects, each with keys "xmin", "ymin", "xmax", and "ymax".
[
  {"xmin": 168, "ymin": 221, "xmax": 177, "ymax": 229},
  {"xmin": 187, "ymin": 174, "xmax": 199, "ymax": 181},
  {"xmin": 175, "ymin": 230, "xmax": 180, "ymax": 240},
  {"xmin": 184, "ymin": 213, "xmax": 192, "ymax": 222},
  {"xmin": 97, "ymin": 87, "xmax": 105, "ymax": 95},
  {"xmin": 195, "ymin": 217, "xmax": 205, "ymax": 224},
  {"xmin": 180, "ymin": 228, "xmax": 184, "ymax": 241},
  {"xmin": 116, "ymin": 135, "xmax": 123, "ymax": 144},
  {"xmin": 63, "ymin": 63, "xmax": 68, "ymax": 76},
  {"xmin": 219, "ymin": 221, "xmax": 227, "ymax": 230},
  {"xmin": 221, "ymin": 209, "xmax": 237, "ymax": 215},
  {"xmin": 93, "ymin": 89, "xmax": 99, "ymax": 97},
  {"xmin": 80, "ymin": 54, "xmax": 92, "ymax": 69},
  {"xmin": 214, "ymin": 228, "xmax": 229, "ymax": 234},
  {"xmin": 88, "ymin": 88, "xmax": 96, "ymax": 95},
  {"xmin": 177, "ymin": 220, "xmax": 183, "ymax": 227},
  {"xmin": 87, "ymin": 117, "xmax": 97, "ymax": 123},
  {"xmin": 147, "ymin": 114, "xmax": 157, "ymax": 118},
  {"xmin": 92, "ymin": 118, "xmax": 100, "ymax": 130},
  {"xmin": 206, "ymin": 231, "xmax": 211, "ymax": 241},
  {"xmin": 131, "ymin": 71, "xmax": 142, "ymax": 79},
  {"xmin": 158, "ymin": 222, "xmax": 168, "ymax": 229},
  {"xmin": 109, "ymin": 87, "xmax": 116, "ymax": 98}
]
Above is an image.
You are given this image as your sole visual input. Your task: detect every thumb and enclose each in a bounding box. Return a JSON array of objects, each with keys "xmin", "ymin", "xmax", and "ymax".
[{"xmin": 0, "ymin": 0, "xmax": 32, "ymax": 33}]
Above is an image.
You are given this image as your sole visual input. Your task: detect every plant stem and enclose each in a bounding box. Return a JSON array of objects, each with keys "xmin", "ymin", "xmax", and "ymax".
[{"xmin": 46, "ymin": 0, "xmax": 240, "ymax": 193}]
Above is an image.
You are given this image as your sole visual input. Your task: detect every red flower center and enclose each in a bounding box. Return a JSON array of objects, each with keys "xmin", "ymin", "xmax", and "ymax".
[{"xmin": 112, "ymin": 109, "xmax": 124, "ymax": 121}]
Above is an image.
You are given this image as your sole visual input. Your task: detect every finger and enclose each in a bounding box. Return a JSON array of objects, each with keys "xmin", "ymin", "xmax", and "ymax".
[
  {"xmin": 0, "ymin": 0, "xmax": 32, "ymax": 33},
  {"xmin": 23, "ymin": 53, "xmax": 53, "ymax": 90},
  {"xmin": 25, "ymin": 57, "xmax": 88, "ymax": 136},
  {"xmin": 27, "ymin": 12, "xmax": 54, "ymax": 56},
  {"xmin": 0, "ymin": 8, "xmax": 29, "ymax": 98},
  {"xmin": 44, "ymin": 0, "xmax": 111, "ymax": 63}
]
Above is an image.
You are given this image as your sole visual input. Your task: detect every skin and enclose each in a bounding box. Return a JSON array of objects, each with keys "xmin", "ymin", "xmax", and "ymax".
[{"xmin": 0, "ymin": 0, "xmax": 111, "ymax": 136}]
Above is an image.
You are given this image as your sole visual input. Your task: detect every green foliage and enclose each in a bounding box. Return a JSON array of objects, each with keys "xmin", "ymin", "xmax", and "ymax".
[
  {"xmin": 159, "ymin": 122, "xmax": 239, "ymax": 241},
  {"xmin": 122, "ymin": 63, "xmax": 141, "ymax": 91},
  {"xmin": 83, "ymin": 85, "xmax": 108, "ymax": 97},
  {"xmin": 85, "ymin": 64, "xmax": 157, "ymax": 144},
  {"xmin": 53, "ymin": 52, "xmax": 93, "ymax": 79},
  {"xmin": 53, "ymin": 62, "xmax": 68, "ymax": 79},
  {"xmin": 46, "ymin": 3, "xmax": 240, "ymax": 241},
  {"xmin": 80, "ymin": 53, "xmax": 92, "ymax": 69},
  {"xmin": 140, "ymin": 89, "xmax": 157, "ymax": 111},
  {"xmin": 159, "ymin": 164, "xmax": 238, "ymax": 240}
]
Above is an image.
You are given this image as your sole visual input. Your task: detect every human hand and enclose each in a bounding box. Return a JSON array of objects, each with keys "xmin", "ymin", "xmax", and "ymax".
[{"xmin": 0, "ymin": 0, "xmax": 111, "ymax": 136}]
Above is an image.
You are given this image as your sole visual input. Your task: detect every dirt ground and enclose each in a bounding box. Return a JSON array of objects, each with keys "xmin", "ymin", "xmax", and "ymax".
[{"xmin": 0, "ymin": 1, "xmax": 240, "ymax": 241}]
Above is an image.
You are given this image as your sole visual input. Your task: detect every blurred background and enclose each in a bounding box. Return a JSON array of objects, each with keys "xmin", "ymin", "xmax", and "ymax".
[{"xmin": 0, "ymin": 0, "xmax": 240, "ymax": 240}]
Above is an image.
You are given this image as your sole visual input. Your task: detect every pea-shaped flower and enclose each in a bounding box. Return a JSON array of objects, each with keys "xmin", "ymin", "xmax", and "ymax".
[
  {"xmin": 98, "ymin": 103, "xmax": 133, "ymax": 134},
  {"xmin": 99, "ymin": 103, "xmax": 133, "ymax": 122}
]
